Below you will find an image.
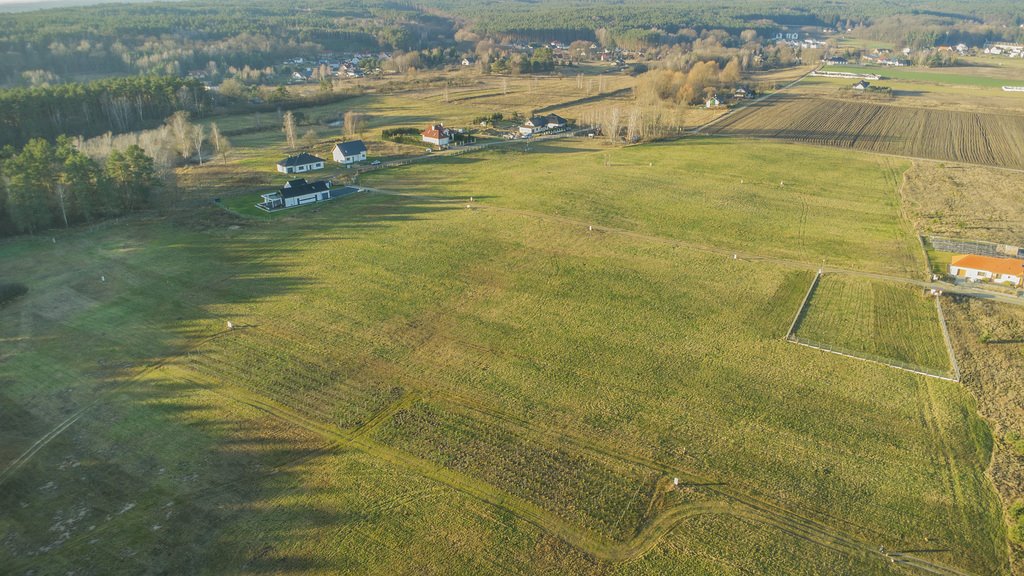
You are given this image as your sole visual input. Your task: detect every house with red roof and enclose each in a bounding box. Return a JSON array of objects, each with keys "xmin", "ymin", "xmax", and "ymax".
[
  {"xmin": 949, "ymin": 254, "xmax": 1024, "ymax": 287},
  {"xmin": 421, "ymin": 124, "xmax": 452, "ymax": 147}
]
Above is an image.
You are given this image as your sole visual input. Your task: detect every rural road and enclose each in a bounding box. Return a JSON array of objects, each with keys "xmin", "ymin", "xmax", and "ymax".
[{"xmin": 693, "ymin": 65, "xmax": 820, "ymax": 134}]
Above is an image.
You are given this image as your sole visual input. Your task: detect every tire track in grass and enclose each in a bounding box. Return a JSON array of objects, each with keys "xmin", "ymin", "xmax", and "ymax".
[
  {"xmin": 0, "ymin": 407, "xmax": 86, "ymax": 485},
  {"xmin": 0, "ymin": 324, "xmax": 240, "ymax": 487},
  {"xmin": 171, "ymin": 363, "xmax": 982, "ymax": 574},
  {"xmin": 424, "ymin": 393, "xmax": 973, "ymax": 574}
]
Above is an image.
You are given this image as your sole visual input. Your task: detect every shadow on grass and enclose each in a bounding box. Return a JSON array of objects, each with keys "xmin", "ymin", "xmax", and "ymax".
[{"xmin": 0, "ymin": 192, "xmax": 460, "ymax": 572}]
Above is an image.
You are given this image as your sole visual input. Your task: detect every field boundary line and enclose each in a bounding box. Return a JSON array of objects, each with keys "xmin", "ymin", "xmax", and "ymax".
[
  {"xmin": 935, "ymin": 296, "xmax": 962, "ymax": 382},
  {"xmin": 786, "ymin": 337, "xmax": 959, "ymax": 382},
  {"xmin": 786, "ymin": 270, "xmax": 822, "ymax": 339},
  {"xmin": 895, "ymin": 161, "xmax": 933, "ymax": 279}
]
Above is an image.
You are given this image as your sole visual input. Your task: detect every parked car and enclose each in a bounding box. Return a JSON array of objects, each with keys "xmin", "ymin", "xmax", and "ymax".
[{"xmin": 371, "ymin": 160, "xmax": 381, "ymax": 165}]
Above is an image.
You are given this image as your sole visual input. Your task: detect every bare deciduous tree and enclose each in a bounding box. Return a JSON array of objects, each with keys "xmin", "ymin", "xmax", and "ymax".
[
  {"xmin": 167, "ymin": 111, "xmax": 193, "ymax": 161},
  {"xmin": 604, "ymin": 107, "xmax": 622, "ymax": 144},
  {"xmin": 343, "ymin": 111, "xmax": 364, "ymax": 138},
  {"xmin": 209, "ymin": 122, "xmax": 231, "ymax": 164},
  {"xmin": 283, "ymin": 111, "xmax": 297, "ymax": 150},
  {"xmin": 191, "ymin": 124, "xmax": 205, "ymax": 165}
]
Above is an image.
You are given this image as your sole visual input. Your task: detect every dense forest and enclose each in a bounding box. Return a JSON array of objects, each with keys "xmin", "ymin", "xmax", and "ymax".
[
  {"xmin": 0, "ymin": 76, "xmax": 208, "ymax": 149},
  {"xmin": 2, "ymin": 0, "xmax": 1022, "ymax": 87},
  {"xmin": 0, "ymin": 0, "xmax": 455, "ymax": 84}
]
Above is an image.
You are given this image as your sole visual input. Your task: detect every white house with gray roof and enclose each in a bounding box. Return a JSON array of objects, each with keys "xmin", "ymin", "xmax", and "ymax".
[{"xmin": 333, "ymin": 140, "xmax": 368, "ymax": 164}]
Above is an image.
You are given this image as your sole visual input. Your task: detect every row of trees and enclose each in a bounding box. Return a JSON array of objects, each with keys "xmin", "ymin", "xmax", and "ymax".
[{"xmin": 0, "ymin": 137, "xmax": 159, "ymax": 236}]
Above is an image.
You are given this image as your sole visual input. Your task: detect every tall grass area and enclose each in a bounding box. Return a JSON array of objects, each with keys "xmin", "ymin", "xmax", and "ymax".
[
  {"xmin": 794, "ymin": 274, "xmax": 954, "ymax": 376},
  {"xmin": 0, "ymin": 143, "xmax": 1006, "ymax": 574}
]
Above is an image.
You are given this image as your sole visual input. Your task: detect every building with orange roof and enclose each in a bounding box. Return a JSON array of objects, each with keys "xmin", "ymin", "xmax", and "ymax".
[
  {"xmin": 421, "ymin": 123, "xmax": 452, "ymax": 147},
  {"xmin": 949, "ymin": 254, "xmax": 1024, "ymax": 287}
]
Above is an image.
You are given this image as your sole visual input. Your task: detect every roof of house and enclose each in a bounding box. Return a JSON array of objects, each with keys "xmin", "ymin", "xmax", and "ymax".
[
  {"xmin": 277, "ymin": 152, "xmax": 325, "ymax": 167},
  {"xmin": 854, "ymin": 80, "xmax": 870, "ymax": 87},
  {"xmin": 545, "ymin": 113, "xmax": 567, "ymax": 125},
  {"xmin": 951, "ymin": 254, "xmax": 1024, "ymax": 276},
  {"xmin": 526, "ymin": 116, "xmax": 547, "ymax": 127},
  {"xmin": 334, "ymin": 140, "xmax": 367, "ymax": 157},
  {"xmin": 421, "ymin": 124, "xmax": 450, "ymax": 139},
  {"xmin": 279, "ymin": 179, "xmax": 331, "ymax": 199},
  {"xmin": 284, "ymin": 178, "xmax": 307, "ymax": 188}
]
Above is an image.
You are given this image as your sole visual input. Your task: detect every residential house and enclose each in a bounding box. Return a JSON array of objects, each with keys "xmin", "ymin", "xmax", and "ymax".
[
  {"xmin": 462, "ymin": 58, "xmax": 473, "ymax": 66},
  {"xmin": 333, "ymin": 140, "xmax": 367, "ymax": 164},
  {"xmin": 518, "ymin": 113, "xmax": 569, "ymax": 136},
  {"xmin": 260, "ymin": 179, "xmax": 332, "ymax": 209},
  {"xmin": 705, "ymin": 96, "xmax": 721, "ymax": 108},
  {"xmin": 421, "ymin": 124, "xmax": 452, "ymax": 147},
  {"xmin": 276, "ymin": 153, "xmax": 325, "ymax": 174},
  {"xmin": 734, "ymin": 87, "xmax": 756, "ymax": 99},
  {"xmin": 949, "ymin": 254, "xmax": 1024, "ymax": 286},
  {"xmin": 852, "ymin": 80, "xmax": 871, "ymax": 90}
]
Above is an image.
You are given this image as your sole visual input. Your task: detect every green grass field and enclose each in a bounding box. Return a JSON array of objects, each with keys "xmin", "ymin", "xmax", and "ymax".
[
  {"xmin": 822, "ymin": 65, "xmax": 1015, "ymax": 89},
  {"xmin": 0, "ymin": 137, "xmax": 1009, "ymax": 574},
  {"xmin": 361, "ymin": 137, "xmax": 921, "ymax": 275},
  {"xmin": 793, "ymin": 274, "xmax": 954, "ymax": 376}
]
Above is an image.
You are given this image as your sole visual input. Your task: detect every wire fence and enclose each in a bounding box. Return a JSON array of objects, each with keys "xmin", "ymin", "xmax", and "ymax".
[
  {"xmin": 934, "ymin": 296, "xmax": 962, "ymax": 382},
  {"xmin": 784, "ymin": 271, "xmax": 959, "ymax": 382},
  {"xmin": 786, "ymin": 334, "xmax": 959, "ymax": 382},
  {"xmin": 785, "ymin": 270, "xmax": 821, "ymax": 339},
  {"xmin": 927, "ymin": 236, "xmax": 1022, "ymax": 259}
]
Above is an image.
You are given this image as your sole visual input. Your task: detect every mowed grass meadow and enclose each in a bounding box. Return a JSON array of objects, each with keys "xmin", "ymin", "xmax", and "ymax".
[
  {"xmin": 361, "ymin": 137, "xmax": 921, "ymax": 275},
  {"xmin": 793, "ymin": 274, "xmax": 955, "ymax": 376},
  {"xmin": 0, "ymin": 137, "xmax": 1008, "ymax": 574}
]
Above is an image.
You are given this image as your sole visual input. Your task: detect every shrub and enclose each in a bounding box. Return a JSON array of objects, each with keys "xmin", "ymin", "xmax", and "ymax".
[
  {"xmin": 382, "ymin": 127, "xmax": 421, "ymax": 141},
  {"xmin": 0, "ymin": 283, "xmax": 28, "ymax": 306}
]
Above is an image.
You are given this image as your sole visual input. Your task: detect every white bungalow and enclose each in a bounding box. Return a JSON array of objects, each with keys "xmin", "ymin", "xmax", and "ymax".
[
  {"xmin": 949, "ymin": 254, "xmax": 1024, "ymax": 287},
  {"xmin": 276, "ymin": 153, "xmax": 325, "ymax": 174}
]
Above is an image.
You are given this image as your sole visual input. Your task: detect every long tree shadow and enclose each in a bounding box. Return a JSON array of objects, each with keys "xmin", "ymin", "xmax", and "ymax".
[{"xmin": 0, "ymin": 191, "xmax": 462, "ymax": 572}]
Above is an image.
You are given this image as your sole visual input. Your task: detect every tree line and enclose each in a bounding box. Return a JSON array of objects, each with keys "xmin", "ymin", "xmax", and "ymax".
[
  {"xmin": 0, "ymin": 76, "xmax": 209, "ymax": 150},
  {"xmin": 0, "ymin": 0, "xmax": 456, "ymax": 85},
  {"xmin": 0, "ymin": 137, "xmax": 159, "ymax": 237}
]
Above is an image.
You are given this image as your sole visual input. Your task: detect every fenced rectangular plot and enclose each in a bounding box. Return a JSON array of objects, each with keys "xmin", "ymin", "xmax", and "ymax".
[{"xmin": 791, "ymin": 275, "xmax": 954, "ymax": 378}]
